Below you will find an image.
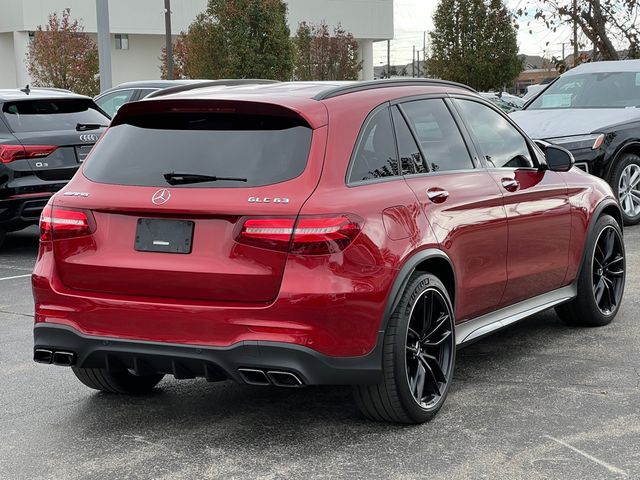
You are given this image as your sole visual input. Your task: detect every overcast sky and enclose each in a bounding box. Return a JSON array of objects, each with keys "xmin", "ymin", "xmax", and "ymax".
[{"xmin": 373, "ymin": 0, "xmax": 573, "ymax": 65}]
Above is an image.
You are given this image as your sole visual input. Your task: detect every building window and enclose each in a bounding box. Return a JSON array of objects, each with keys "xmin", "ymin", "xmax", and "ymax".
[
  {"xmin": 28, "ymin": 31, "xmax": 35, "ymax": 44},
  {"xmin": 115, "ymin": 34, "xmax": 129, "ymax": 50}
]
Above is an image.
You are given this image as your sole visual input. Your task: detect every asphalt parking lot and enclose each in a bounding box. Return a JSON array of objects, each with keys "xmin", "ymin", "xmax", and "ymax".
[{"xmin": 0, "ymin": 225, "xmax": 639, "ymax": 480}]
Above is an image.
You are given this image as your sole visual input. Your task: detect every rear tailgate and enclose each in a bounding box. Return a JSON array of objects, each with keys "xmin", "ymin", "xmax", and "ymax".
[
  {"xmin": 1, "ymin": 97, "xmax": 109, "ymax": 181},
  {"xmin": 51, "ymin": 99, "xmax": 328, "ymax": 303},
  {"xmin": 11, "ymin": 129, "xmax": 105, "ymax": 181}
]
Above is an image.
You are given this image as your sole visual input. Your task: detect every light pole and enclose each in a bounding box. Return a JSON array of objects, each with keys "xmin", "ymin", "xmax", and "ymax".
[
  {"xmin": 96, "ymin": 0, "xmax": 112, "ymax": 91},
  {"xmin": 164, "ymin": 0, "xmax": 174, "ymax": 79}
]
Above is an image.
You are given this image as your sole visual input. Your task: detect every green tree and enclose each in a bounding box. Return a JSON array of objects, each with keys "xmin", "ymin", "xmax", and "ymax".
[
  {"xmin": 427, "ymin": 0, "xmax": 523, "ymax": 91},
  {"xmin": 160, "ymin": 0, "xmax": 294, "ymax": 80},
  {"xmin": 26, "ymin": 9, "xmax": 99, "ymax": 96},
  {"xmin": 293, "ymin": 21, "xmax": 362, "ymax": 81}
]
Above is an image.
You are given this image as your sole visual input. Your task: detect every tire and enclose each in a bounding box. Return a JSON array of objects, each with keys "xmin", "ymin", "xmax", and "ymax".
[
  {"xmin": 354, "ymin": 273, "xmax": 456, "ymax": 424},
  {"xmin": 0, "ymin": 228, "xmax": 5, "ymax": 250},
  {"xmin": 555, "ymin": 214, "xmax": 625, "ymax": 327},
  {"xmin": 610, "ymin": 153, "xmax": 640, "ymax": 225},
  {"xmin": 72, "ymin": 367, "xmax": 164, "ymax": 394}
]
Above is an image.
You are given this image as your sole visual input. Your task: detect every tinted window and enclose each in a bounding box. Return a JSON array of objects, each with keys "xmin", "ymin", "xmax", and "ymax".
[
  {"xmin": 83, "ymin": 113, "xmax": 313, "ymax": 188},
  {"xmin": 392, "ymin": 107, "xmax": 426, "ymax": 175},
  {"xmin": 401, "ymin": 99, "xmax": 474, "ymax": 172},
  {"xmin": 0, "ymin": 115, "xmax": 9, "ymax": 133},
  {"xmin": 348, "ymin": 107, "xmax": 399, "ymax": 183},
  {"xmin": 454, "ymin": 99, "xmax": 534, "ymax": 169},
  {"xmin": 95, "ymin": 89, "xmax": 136, "ymax": 117},
  {"xmin": 528, "ymin": 71, "xmax": 640, "ymax": 109},
  {"xmin": 137, "ymin": 89, "xmax": 159, "ymax": 100},
  {"xmin": 2, "ymin": 99, "xmax": 109, "ymax": 132}
]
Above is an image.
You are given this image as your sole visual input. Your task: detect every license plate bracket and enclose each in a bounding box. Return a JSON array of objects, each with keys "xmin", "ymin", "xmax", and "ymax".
[
  {"xmin": 134, "ymin": 218, "xmax": 194, "ymax": 254},
  {"xmin": 76, "ymin": 145, "xmax": 94, "ymax": 163}
]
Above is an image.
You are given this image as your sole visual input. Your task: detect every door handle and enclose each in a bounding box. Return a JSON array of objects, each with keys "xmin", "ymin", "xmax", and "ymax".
[
  {"xmin": 427, "ymin": 188, "xmax": 449, "ymax": 203},
  {"xmin": 501, "ymin": 178, "xmax": 520, "ymax": 192}
]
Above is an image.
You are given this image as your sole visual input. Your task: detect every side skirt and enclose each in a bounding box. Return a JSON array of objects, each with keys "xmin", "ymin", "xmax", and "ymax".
[{"xmin": 455, "ymin": 284, "xmax": 577, "ymax": 347}]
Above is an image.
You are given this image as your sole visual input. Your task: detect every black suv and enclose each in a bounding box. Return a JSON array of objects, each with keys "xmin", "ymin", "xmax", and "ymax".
[
  {"xmin": 0, "ymin": 88, "xmax": 109, "ymax": 247},
  {"xmin": 511, "ymin": 59, "xmax": 640, "ymax": 225}
]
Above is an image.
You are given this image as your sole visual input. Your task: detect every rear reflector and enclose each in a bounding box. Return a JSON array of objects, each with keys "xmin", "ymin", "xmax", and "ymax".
[
  {"xmin": 0, "ymin": 144, "xmax": 58, "ymax": 163},
  {"xmin": 237, "ymin": 215, "xmax": 362, "ymax": 255},
  {"xmin": 40, "ymin": 205, "xmax": 96, "ymax": 241}
]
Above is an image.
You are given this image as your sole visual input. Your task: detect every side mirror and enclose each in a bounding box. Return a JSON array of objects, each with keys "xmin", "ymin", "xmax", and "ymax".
[{"xmin": 543, "ymin": 144, "xmax": 575, "ymax": 172}]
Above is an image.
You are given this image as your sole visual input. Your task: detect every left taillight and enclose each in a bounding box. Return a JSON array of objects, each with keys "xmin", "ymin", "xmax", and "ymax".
[
  {"xmin": 40, "ymin": 205, "xmax": 96, "ymax": 241},
  {"xmin": 0, "ymin": 144, "xmax": 58, "ymax": 163}
]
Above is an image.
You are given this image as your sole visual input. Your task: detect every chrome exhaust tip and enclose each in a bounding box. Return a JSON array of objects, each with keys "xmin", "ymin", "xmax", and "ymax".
[
  {"xmin": 34, "ymin": 348, "xmax": 53, "ymax": 364},
  {"xmin": 238, "ymin": 368, "xmax": 270, "ymax": 386},
  {"xmin": 266, "ymin": 370, "xmax": 304, "ymax": 387},
  {"xmin": 51, "ymin": 351, "xmax": 76, "ymax": 367}
]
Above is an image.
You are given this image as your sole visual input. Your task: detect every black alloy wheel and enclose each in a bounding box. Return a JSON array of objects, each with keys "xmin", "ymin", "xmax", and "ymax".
[
  {"xmin": 405, "ymin": 287, "xmax": 454, "ymax": 410},
  {"xmin": 354, "ymin": 273, "xmax": 456, "ymax": 423},
  {"xmin": 556, "ymin": 214, "xmax": 625, "ymax": 327},
  {"xmin": 591, "ymin": 225, "xmax": 625, "ymax": 315}
]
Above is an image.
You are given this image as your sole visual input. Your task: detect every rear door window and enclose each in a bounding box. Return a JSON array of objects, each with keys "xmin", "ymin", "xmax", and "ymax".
[
  {"xmin": 2, "ymin": 99, "xmax": 109, "ymax": 132},
  {"xmin": 348, "ymin": 107, "xmax": 400, "ymax": 183},
  {"xmin": 83, "ymin": 112, "xmax": 313, "ymax": 188},
  {"xmin": 400, "ymin": 99, "xmax": 474, "ymax": 172},
  {"xmin": 391, "ymin": 107, "xmax": 426, "ymax": 175}
]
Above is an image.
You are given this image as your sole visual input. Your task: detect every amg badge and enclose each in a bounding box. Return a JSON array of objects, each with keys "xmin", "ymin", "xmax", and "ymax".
[{"xmin": 248, "ymin": 197, "xmax": 290, "ymax": 204}]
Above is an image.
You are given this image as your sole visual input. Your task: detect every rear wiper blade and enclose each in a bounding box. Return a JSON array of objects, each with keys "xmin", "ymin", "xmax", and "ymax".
[
  {"xmin": 76, "ymin": 123, "xmax": 107, "ymax": 131},
  {"xmin": 163, "ymin": 172, "xmax": 248, "ymax": 185}
]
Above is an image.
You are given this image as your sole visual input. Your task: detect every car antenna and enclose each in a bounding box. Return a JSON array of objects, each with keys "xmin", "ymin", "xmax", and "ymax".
[{"xmin": 20, "ymin": 85, "xmax": 30, "ymax": 95}]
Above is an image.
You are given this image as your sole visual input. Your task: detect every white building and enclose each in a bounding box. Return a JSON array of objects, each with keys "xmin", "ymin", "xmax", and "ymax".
[{"xmin": 0, "ymin": 0, "xmax": 393, "ymax": 90}]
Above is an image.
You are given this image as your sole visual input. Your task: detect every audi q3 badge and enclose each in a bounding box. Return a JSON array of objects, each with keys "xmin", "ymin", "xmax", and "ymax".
[
  {"xmin": 79, "ymin": 133, "xmax": 99, "ymax": 142},
  {"xmin": 152, "ymin": 189, "xmax": 171, "ymax": 205}
]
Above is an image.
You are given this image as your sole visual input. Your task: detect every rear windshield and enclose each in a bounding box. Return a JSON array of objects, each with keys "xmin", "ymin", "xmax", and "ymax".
[
  {"xmin": 83, "ymin": 113, "xmax": 313, "ymax": 188},
  {"xmin": 528, "ymin": 71, "xmax": 640, "ymax": 109},
  {"xmin": 2, "ymin": 99, "xmax": 109, "ymax": 132}
]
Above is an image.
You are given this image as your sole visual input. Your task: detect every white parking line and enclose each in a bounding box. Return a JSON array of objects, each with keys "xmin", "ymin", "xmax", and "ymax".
[
  {"xmin": 544, "ymin": 435, "xmax": 628, "ymax": 477},
  {"xmin": 0, "ymin": 274, "xmax": 31, "ymax": 281}
]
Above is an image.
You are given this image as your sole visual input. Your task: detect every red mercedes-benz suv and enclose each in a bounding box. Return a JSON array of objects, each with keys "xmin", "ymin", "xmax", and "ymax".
[{"xmin": 33, "ymin": 80, "xmax": 626, "ymax": 423}]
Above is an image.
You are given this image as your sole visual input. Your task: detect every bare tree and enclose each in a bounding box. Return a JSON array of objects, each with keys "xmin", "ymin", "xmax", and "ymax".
[{"xmin": 519, "ymin": 0, "xmax": 640, "ymax": 61}]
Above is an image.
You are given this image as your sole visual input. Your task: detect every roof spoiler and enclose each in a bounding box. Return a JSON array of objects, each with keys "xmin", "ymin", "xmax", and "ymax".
[{"xmin": 145, "ymin": 79, "xmax": 280, "ymax": 99}]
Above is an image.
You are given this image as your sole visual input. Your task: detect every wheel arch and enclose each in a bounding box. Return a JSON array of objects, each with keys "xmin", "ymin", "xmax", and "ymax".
[
  {"xmin": 380, "ymin": 249, "xmax": 456, "ymax": 333},
  {"xmin": 605, "ymin": 140, "xmax": 640, "ymax": 183},
  {"xmin": 576, "ymin": 199, "xmax": 623, "ymax": 280}
]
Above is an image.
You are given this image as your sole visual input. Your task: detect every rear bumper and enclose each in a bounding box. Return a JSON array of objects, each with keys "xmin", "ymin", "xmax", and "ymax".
[
  {"xmin": 34, "ymin": 323, "xmax": 383, "ymax": 386},
  {"xmin": 0, "ymin": 194, "xmax": 51, "ymax": 231}
]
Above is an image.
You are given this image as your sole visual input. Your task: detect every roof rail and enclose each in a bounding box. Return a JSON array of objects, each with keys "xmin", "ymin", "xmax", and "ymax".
[
  {"xmin": 28, "ymin": 87, "xmax": 74, "ymax": 94},
  {"xmin": 146, "ymin": 79, "xmax": 280, "ymax": 99},
  {"xmin": 314, "ymin": 78, "xmax": 476, "ymax": 100}
]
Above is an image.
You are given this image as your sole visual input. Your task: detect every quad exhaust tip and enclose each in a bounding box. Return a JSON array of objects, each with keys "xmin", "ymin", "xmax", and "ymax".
[
  {"xmin": 52, "ymin": 351, "xmax": 76, "ymax": 367},
  {"xmin": 238, "ymin": 368, "xmax": 304, "ymax": 387},
  {"xmin": 34, "ymin": 348, "xmax": 76, "ymax": 366},
  {"xmin": 266, "ymin": 370, "xmax": 303, "ymax": 387},
  {"xmin": 238, "ymin": 368, "xmax": 270, "ymax": 386},
  {"xmin": 34, "ymin": 348, "xmax": 53, "ymax": 364}
]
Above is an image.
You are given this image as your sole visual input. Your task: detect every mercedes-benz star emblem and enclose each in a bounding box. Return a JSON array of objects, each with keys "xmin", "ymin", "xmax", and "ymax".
[{"xmin": 152, "ymin": 189, "xmax": 171, "ymax": 205}]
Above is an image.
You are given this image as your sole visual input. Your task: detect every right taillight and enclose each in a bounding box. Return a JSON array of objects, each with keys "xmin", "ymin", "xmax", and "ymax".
[
  {"xmin": 237, "ymin": 215, "xmax": 362, "ymax": 255},
  {"xmin": 40, "ymin": 205, "xmax": 96, "ymax": 241}
]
